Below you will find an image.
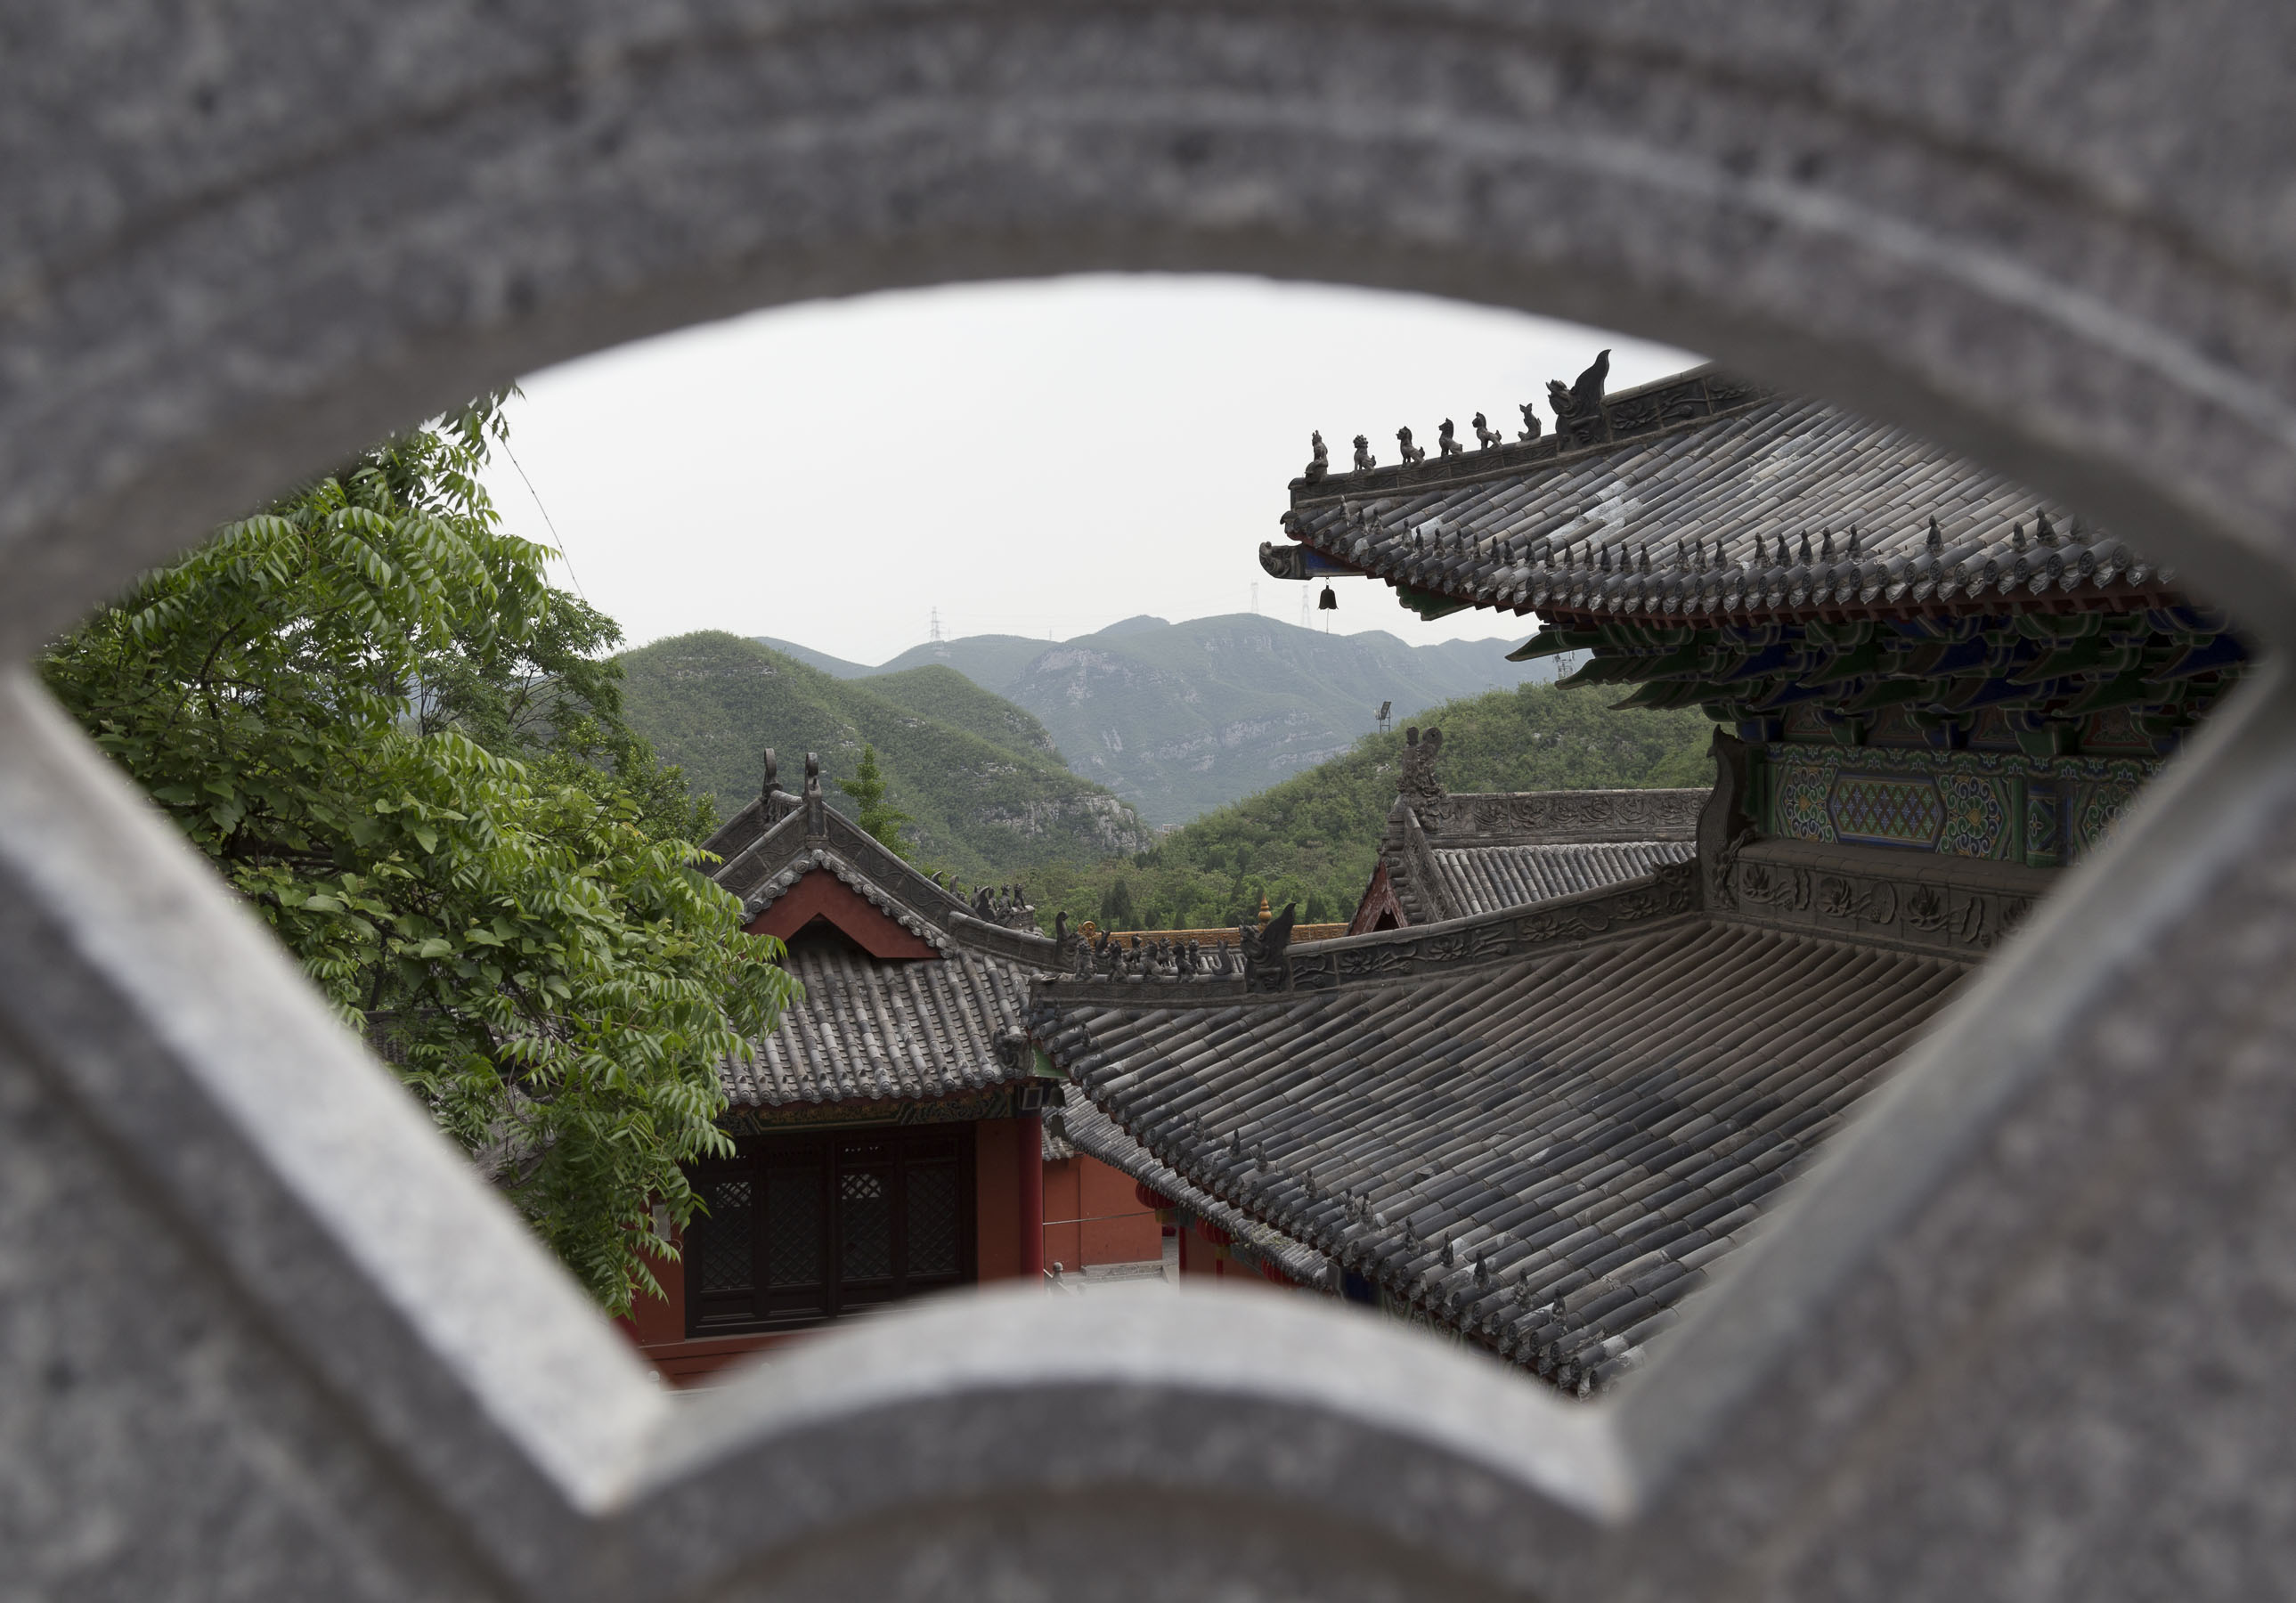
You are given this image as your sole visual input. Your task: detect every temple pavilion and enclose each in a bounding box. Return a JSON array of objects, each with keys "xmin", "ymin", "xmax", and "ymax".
[
  {"xmin": 1347, "ymin": 723, "xmax": 1701, "ymax": 933},
  {"xmin": 619, "ymin": 751, "xmax": 1159, "ymax": 1384},
  {"xmin": 1027, "ymin": 358, "xmax": 2247, "ymax": 1395}
]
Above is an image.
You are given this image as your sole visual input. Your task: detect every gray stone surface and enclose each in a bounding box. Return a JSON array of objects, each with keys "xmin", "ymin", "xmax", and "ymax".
[{"xmin": 8, "ymin": 3, "xmax": 2296, "ymax": 1598}]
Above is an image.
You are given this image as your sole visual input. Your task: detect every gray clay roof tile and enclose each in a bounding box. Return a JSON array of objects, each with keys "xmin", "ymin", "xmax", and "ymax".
[
  {"xmin": 1274, "ymin": 367, "xmax": 2165, "ymax": 622},
  {"xmin": 1029, "ymin": 909, "xmax": 1967, "ymax": 1396}
]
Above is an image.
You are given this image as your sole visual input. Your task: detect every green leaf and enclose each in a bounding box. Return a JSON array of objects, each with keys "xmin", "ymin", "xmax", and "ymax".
[{"xmin": 36, "ymin": 396, "xmax": 788, "ymax": 1320}]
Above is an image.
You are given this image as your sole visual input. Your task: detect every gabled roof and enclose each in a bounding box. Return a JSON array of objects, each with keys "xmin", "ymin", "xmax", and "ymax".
[
  {"xmin": 707, "ymin": 758, "xmax": 1070, "ymax": 1110},
  {"xmin": 1028, "ymin": 850, "xmax": 1974, "ymax": 1396},
  {"xmin": 1371, "ymin": 782, "xmax": 1704, "ymax": 927},
  {"xmin": 705, "ymin": 766, "xmax": 1063, "ymax": 969},
  {"xmin": 1266, "ymin": 365, "xmax": 2177, "ymax": 625}
]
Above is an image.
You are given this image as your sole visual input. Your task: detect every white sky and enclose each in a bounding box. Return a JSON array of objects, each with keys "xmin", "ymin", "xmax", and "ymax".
[{"xmin": 484, "ymin": 275, "xmax": 1699, "ymax": 666}]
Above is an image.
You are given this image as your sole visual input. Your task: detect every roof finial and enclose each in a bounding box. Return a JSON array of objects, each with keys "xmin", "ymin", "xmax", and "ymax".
[
  {"xmin": 1437, "ymin": 419, "xmax": 1462, "ymax": 458},
  {"xmin": 1846, "ymin": 525, "xmax": 1862, "ymax": 559},
  {"xmin": 1798, "ymin": 531, "xmax": 1814, "ymax": 565},
  {"xmin": 761, "ymin": 746, "xmax": 778, "ymax": 800},
  {"xmin": 2012, "ymin": 521, "xmax": 2027, "ymax": 552},
  {"xmin": 1400, "ymin": 724, "xmax": 1445, "ymax": 803},
  {"xmin": 1639, "ymin": 542, "xmax": 1651, "ymax": 574},
  {"xmin": 1546, "ymin": 349, "xmax": 1612, "ymax": 444},
  {"xmin": 1303, "ymin": 430, "xmax": 1329, "ymax": 483},
  {"xmin": 1820, "ymin": 528, "xmax": 1835, "ymax": 562},
  {"xmin": 1474, "ymin": 411, "xmax": 1502, "ymax": 449},
  {"xmin": 2035, "ymin": 508, "xmax": 2058, "ymax": 546},
  {"xmin": 1927, "ymin": 516, "xmax": 1944, "ymax": 553},
  {"xmin": 1754, "ymin": 532, "xmax": 1768, "ymax": 566},
  {"xmin": 1599, "ymin": 544, "xmax": 1612, "ymax": 574},
  {"xmin": 802, "ymin": 752, "xmax": 826, "ymax": 834},
  {"xmin": 1352, "ymin": 434, "xmax": 1375, "ymax": 471},
  {"xmin": 1517, "ymin": 402, "xmax": 1543, "ymax": 443},
  {"xmin": 1396, "ymin": 426, "xmax": 1425, "ymax": 465}
]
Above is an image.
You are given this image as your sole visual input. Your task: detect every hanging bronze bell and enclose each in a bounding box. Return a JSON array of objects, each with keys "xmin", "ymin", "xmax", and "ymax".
[{"xmin": 1318, "ymin": 584, "xmax": 1338, "ymax": 611}]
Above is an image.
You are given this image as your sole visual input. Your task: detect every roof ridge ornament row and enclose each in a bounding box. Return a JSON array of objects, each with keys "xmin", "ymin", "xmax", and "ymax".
[
  {"xmin": 1307, "ymin": 351, "xmax": 1614, "ymax": 481},
  {"xmin": 1290, "ymin": 360, "xmax": 1759, "ymax": 507}
]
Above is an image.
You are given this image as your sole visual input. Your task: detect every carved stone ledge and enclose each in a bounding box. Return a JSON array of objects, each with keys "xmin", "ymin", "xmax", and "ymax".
[
  {"xmin": 1724, "ymin": 838, "xmax": 2052, "ymax": 958},
  {"xmin": 1415, "ymin": 786, "xmax": 1706, "ymax": 845}
]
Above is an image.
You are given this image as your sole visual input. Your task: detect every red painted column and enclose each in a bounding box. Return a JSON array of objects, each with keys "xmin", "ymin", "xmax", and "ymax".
[{"xmin": 1018, "ymin": 1111, "xmax": 1046, "ymax": 1282}]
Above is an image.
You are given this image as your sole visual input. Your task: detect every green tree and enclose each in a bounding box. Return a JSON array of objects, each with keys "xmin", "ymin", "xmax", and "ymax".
[
  {"xmin": 1099, "ymin": 876, "xmax": 1136, "ymax": 930},
  {"xmin": 837, "ymin": 744, "xmax": 913, "ymax": 853},
  {"xmin": 40, "ymin": 396, "xmax": 795, "ymax": 1314}
]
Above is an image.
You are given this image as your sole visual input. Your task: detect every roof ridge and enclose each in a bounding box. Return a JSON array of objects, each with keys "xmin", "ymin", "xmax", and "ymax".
[{"xmin": 1287, "ymin": 364, "xmax": 1765, "ymax": 509}]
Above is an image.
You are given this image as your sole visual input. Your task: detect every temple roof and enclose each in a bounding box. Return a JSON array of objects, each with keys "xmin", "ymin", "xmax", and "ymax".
[
  {"xmin": 706, "ymin": 759, "xmax": 1063, "ymax": 969},
  {"xmin": 1028, "ymin": 861, "xmax": 1971, "ymax": 1396},
  {"xmin": 1368, "ymin": 768, "xmax": 1705, "ymax": 927},
  {"xmin": 727, "ymin": 940, "xmax": 1039, "ymax": 1108},
  {"xmin": 1049, "ymin": 1094, "xmax": 1331, "ymax": 1288},
  {"xmin": 1266, "ymin": 365, "xmax": 2176, "ymax": 625},
  {"xmin": 708, "ymin": 754, "xmax": 1067, "ymax": 1109}
]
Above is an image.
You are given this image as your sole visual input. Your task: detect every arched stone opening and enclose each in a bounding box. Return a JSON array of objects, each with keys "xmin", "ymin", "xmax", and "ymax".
[{"xmin": 9, "ymin": 6, "xmax": 2296, "ymax": 1599}]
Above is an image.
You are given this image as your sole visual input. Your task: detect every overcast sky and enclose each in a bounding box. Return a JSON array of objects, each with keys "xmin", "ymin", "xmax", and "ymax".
[{"xmin": 483, "ymin": 274, "xmax": 1698, "ymax": 667}]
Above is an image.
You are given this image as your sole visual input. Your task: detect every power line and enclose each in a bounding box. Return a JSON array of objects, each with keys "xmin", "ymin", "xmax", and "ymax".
[{"xmin": 500, "ymin": 440, "xmax": 589, "ymax": 602}]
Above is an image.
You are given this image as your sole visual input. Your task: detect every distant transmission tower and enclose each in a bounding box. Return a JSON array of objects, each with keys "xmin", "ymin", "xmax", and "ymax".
[
  {"xmin": 929, "ymin": 606, "xmax": 943, "ymax": 644},
  {"xmin": 1375, "ymin": 700, "xmax": 1393, "ymax": 735},
  {"xmin": 1299, "ymin": 586, "xmax": 1311, "ymax": 629}
]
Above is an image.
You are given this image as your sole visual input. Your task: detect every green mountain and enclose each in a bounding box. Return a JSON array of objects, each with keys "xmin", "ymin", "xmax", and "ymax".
[
  {"xmin": 860, "ymin": 664, "xmax": 1066, "ymax": 764},
  {"xmin": 873, "ymin": 632, "xmax": 1063, "ymax": 696},
  {"xmin": 618, "ymin": 632, "xmax": 1151, "ymax": 882},
  {"xmin": 770, "ymin": 614, "xmax": 1551, "ymax": 826},
  {"xmin": 1022, "ymin": 681, "xmax": 1716, "ymax": 933},
  {"xmin": 752, "ymin": 637, "xmax": 874, "ymax": 679}
]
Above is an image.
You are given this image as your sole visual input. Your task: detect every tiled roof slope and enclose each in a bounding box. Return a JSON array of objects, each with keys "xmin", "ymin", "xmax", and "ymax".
[
  {"xmin": 1268, "ymin": 367, "xmax": 2175, "ymax": 622},
  {"xmin": 707, "ymin": 768, "xmax": 1068, "ymax": 1108},
  {"xmin": 729, "ymin": 940, "xmax": 1038, "ymax": 1107},
  {"xmin": 1380, "ymin": 785, "xmax": 1704, "ymax": 925},
  {"xmin": 1028, "ymin": 872, "xmax": 1970, "ymax": 1396},
  {"xmin": 1428, "ymin": 840, "xmax": 1693, "ymax": 919},
  {"xmin": 1051, "ymin": 1095, "xmax": 1331, "ymax": 1287}
]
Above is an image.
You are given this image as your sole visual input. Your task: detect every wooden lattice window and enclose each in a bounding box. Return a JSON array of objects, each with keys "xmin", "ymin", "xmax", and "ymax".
[{"xmin": 684, "ymin": 1125, "xmax": 975, "ymax": 1336}]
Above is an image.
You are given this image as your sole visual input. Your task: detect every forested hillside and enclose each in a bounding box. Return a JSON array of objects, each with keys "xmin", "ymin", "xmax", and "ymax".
[
  {"xmin": 619, "ymin": 632, "xmax": 1150, "ymax": 881},
  {"xmin": 1025, "ymin": 682, "xmax": 1715, "ymax": 933},
  {"xmin": 761, "ymin": 614, "xmax": 1547, "ymax": 824},
  {"xmin": 862, "ymin": 663, "xmax": 1068, "ymax": 763}
]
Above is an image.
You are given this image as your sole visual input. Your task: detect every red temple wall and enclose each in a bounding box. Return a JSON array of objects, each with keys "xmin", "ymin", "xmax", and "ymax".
[
  {"xmin": 974, "ymin": 1115, "xmax": 1027, "ymax": 1283},
  {"xmin": 744, "ymin": 869, "xmax": 939, "ymax": 959},
  {"xmin": 617, "ymin": 1112, "xmax": 1040, "ymax": 1387},
  {"xmin": 1043, "ymin": 1153, "xmax": 1162, "ymax": 1273},
  {"xmin": 1175, "ymin": 1215, "xmax": 1295, "ymax": 1290}
]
